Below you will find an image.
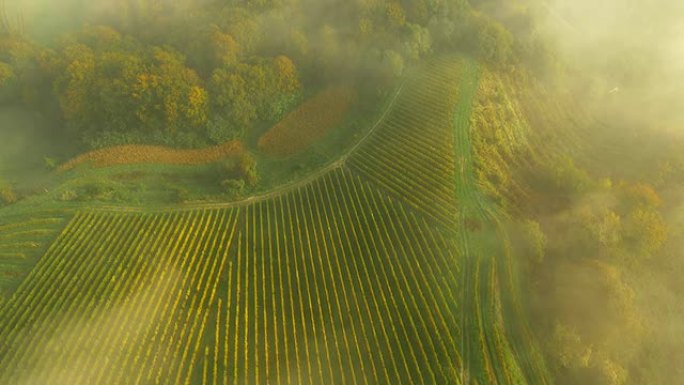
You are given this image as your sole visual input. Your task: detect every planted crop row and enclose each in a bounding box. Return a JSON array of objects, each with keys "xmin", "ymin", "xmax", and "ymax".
[
  {"xmin": 178, "ymin": 167, "xmax": 464, "ymax": 385},
  {"xmin": 346, "ymin": 58, "xmax": 465, "ymax": 230},
  {"xmin": 0, "ymin": 214, "xmax": 70, "ymax": 299},
  {"xmin": 0, "ymin": 56, "xmax": 551, "ymax": 385},
  {"xmin": 0, "ymin": 209, "xmax": 240, "ymax": 384}
]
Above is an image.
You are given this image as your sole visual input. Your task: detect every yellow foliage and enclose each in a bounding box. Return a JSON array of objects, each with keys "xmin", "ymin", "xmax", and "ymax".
[
  {"xmin": 623, "ymin": 182, "xmax": 662, "ymax": 208},
  {"xmin": 386, "ymin": 2, "xmax": 407, "ymax": 28},
  {"xmin": 187, "ymin": 86, "xmax": 209, "ymax": 126},
  {"xmin": 212, "ymin": 30, "xmax": 241, "ymax": 66},
  {"xmin": 627, "ymin": 207, "xmax": 668, "ymax": 255},
  {"xmin": 272, "ymin": 55, "xmax": 299, "ymax": 94}
]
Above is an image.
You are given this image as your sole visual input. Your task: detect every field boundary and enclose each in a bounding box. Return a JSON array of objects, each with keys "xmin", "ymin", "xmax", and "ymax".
[
  {"xmin": 77, "ymin": 81, "xmax": 407, "ymax": 214},
  {"xmin": 58, "ymin": 141, "xmax": 244, "ymax": 172}
]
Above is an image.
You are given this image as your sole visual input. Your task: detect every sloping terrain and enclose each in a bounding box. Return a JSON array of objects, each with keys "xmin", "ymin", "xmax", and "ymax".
[{"xmin": 0, "ymin": 57, "xmax": 549, "ymax": 384}]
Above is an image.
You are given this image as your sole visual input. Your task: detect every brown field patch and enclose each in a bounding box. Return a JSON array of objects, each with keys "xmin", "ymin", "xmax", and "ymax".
[
  {"xmin": 257, "ymin": 87, "xmax": 357, "ymax": 157},
  {"xmin": 58, "ymin": 140, "xmax": 244, "ymax": 172}
]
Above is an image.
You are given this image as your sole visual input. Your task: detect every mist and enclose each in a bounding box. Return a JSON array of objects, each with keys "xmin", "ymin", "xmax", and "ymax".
[{"xmin": 1, "ymin": 1, "xmax": 683, "ymax": 385}]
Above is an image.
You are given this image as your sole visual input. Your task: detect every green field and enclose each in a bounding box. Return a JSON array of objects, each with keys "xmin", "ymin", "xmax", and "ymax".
[{"xmin": 0, "ymin": 57, "xmax": 550, "ymax": 384}]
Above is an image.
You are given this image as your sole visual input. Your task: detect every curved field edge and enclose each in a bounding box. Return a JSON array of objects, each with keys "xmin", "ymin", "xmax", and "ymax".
[
  {"xmin": 451, "ymin": 58, "xmax": 552, "ymax": 385},
  {"xmin": 0, "ymin": 80, "xmax": 406, "ymax": 219}
]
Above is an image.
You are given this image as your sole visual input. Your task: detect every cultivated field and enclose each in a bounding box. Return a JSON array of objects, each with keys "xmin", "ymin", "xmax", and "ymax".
[
  {"xmin": 0, "ymin": 211, "xmax": 71, "ymax": 302},
  {"xmin": 257, "ymin": 87, "xmax": 357, "ymax": 157},
  {"xmin": 0, "ymin": 57, "xmax": 550, "ymax": 384},
  {"xmin": 58, "ymin": 141, "xmax": 244, "ymax": 172}
]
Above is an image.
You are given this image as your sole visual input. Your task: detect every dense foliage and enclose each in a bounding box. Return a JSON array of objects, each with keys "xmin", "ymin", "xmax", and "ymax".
[{"xmin": 0, "ymin": 0, "xmax": 546, "ymax": 150}]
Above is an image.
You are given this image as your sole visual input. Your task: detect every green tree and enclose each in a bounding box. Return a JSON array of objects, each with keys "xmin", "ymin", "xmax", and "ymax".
[
  {"xmin": 470, "ymin": 12, "xmax": 514, "ymax": 66},
  {"xmin": 403, "ymin": 23, "xmax": 432, "ymax": 60},
  {"xmin": 625, "ymin": 208, "xmax": 667, "ymax": 257},
  {"xmin": 238, "ymin": 152, "xmax": 258, "ymax": 186},
  {"xmin": 209, "ymin": 57, "xmax": 300, "ymax": 139}
]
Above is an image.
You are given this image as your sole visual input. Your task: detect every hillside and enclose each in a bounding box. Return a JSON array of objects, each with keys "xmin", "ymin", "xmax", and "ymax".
[
  {"xmin": 0, "ymin": 57, "xmax": 554, "ymax": 385},
  {"xmin": 2, "ymin": 1, "xmax": 683, "ymax": 385}
]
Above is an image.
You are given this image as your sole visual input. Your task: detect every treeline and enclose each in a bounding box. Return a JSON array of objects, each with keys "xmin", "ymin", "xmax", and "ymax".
[{"xmin": 0, "ymin": 0, "xmax": 548, "ymax": 150}]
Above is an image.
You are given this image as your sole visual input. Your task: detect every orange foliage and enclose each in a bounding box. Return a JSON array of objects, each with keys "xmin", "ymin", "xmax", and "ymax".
[
  {"xmin": 58, "ymin": 141, "xmax": 244, "ymax": 171},
  {"xmin": 257, "ymin": 87, "xmax": 357, "ymax": 157}
]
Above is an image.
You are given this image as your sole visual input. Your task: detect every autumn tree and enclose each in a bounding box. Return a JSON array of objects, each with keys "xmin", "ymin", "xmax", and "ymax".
[
  {"xmin": 403, "ymin": 23, "xmax": 432, "ymax": 60},
  {"xmin": 0, "ymin": 34, "xmax": 56, "ymax": 106},
  {"xmin": 208, "ymin": 55, "xmax": 300, "ymax": 143},
  {"xmin": 54, "ymin": 28, "xmax": 209, "ymax": 148}
]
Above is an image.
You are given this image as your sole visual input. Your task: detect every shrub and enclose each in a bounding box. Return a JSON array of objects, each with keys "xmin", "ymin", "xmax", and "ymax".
[
  {"xmin": 220, "ymin": 179, "xmax": 245, "ymax": 199},
  {"xmin": 0, "ymin": 181, "xmax": 17, "ymax": 205}
]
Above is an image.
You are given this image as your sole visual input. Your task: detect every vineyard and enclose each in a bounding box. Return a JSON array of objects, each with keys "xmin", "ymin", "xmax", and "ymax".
[
  {"xmin": 257, "ymin": 87, "xmax": 357, "ymax": 157},
  {"xmin": 0, "ymin": 212, "xmax": 71, "ymax": 303},
  {"xmin": 0, "ymin": 57, "xmax": 550, "ymax": 384}
]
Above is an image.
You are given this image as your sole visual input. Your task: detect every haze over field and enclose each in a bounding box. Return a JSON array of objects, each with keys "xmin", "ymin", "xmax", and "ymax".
[{"xmin": 0, "ymin": 1, "xmax": 683, "ymax": 385}]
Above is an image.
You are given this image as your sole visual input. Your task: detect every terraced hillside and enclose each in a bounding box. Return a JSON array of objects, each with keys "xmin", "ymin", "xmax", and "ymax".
[{"xmin": 0, "ymin": 57, "xmax": 550, "ymax": 384}]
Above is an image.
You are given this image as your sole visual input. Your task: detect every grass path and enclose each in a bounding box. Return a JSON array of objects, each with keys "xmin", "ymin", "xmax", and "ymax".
[{"xmin": 451, "ymin": 58, "xmax": 552, "ymax": 385}]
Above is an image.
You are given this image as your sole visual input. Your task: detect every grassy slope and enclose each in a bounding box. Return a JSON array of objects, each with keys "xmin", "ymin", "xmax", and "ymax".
[{"xmin": 452, "ymin": 59, "xmax": 551, "ymax": 384}]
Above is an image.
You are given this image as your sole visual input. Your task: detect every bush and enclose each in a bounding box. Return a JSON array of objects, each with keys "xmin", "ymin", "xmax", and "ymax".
[
  {"xmin": 552, "ymin": 156, "xmax": 594, "ymax": 194},
  {"xmin": 238, "ymin": 153, "xmax": 258, "ymax": 186},
  {"xmin": 221, "ymin": 178, "xmax": 245, "ymax": 199},
  {"xmin": 0, "ymin": 181, "xmax": 17, "ymax": 205},
  {"xmin": 58, "ymin": 189, "xmax": 78, "ymax": 201}
]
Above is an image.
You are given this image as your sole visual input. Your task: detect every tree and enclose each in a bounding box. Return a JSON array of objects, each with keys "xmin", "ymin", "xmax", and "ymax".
[
  {"xmin": 469, "ymin": 12, "xmax": 514, "ymax": 66},
  {"xmin": 0, "ymin": 178, "xmax": 16, "ymax": 205},
  {"xmin": 0, "ymin": 35, "xmax": 57, "ymax": 106},
  {"xmin": 552, "ymin": 156, "xmax": 594, "ymax": 194},
  {"xmin": 552, "ymin": 321, "xmax": 592, "ymax": 370},
  {"xmin": 220, "ymin": 178, "xmax": 245, "ymax": 199},
  {"xmin": 238, "ymin": 152, "xmax": 258, "ymax": 186},
  {"xmin": 211, "ymin": 27, "xmax": 241, "ymax": 67},
  {"xmin": 403, "ymin": 23, "xmax": 432, "ymax": 60},
  {"xmin": 209, "ymin": 56, "xmax": 300, "ymax": 139},
  {"xmin": 272, "ymin": 55, "xmax": 299, "ymax": 95},
  {"xmin": 625, "ymin": 208, "xmax": 667, "ymax": 257},
  {"xmin": 405, "ymin": 0, "xmax": 430, "ymax": 24},
  {"xmin": 386, "ymin": 2, "xmax": 407, "ymax": 29},
  {"xmin": 0, "ymin": 60, "xmax": 14, "ymax": 86},
  {"xmin": 54, "ymin": 30, "xmax": 210, "ymax": 148},
  {"xmin": 621, "ymin": 182, "xmax": 662, "ymax": 209},
  {"xmin": 209, "ymin": 65, "xmax": 255, "ymax": 130},
  {"xmin": 0, "ymin": 60, "xmax": 15, "ymax": 101}
]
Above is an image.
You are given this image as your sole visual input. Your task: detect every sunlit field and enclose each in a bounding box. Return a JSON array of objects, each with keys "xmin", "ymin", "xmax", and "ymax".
[{"xmin": 1, "ymin": 1, "xmax": 683, "ymax": 384}]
